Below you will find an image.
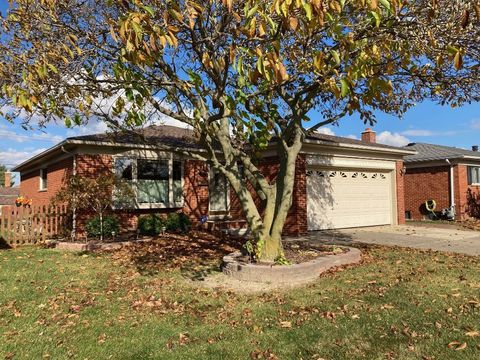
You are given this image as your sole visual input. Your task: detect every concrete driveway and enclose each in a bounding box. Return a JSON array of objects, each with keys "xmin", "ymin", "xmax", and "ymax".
[{"xmin": 307, "ymin": 224, "xmax": 480, "ymax": 256}]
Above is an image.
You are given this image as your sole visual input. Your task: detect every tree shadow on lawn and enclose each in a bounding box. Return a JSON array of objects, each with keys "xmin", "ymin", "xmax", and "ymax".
[{"xmin": 109, "ymin": 230, "xmax": 244, "ymax": 280}]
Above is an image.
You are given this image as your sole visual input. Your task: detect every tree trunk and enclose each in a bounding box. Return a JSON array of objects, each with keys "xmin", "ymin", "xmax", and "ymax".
[{"xmin": 99, "ymin": 211, "xmax": 104, "ymax": 242}]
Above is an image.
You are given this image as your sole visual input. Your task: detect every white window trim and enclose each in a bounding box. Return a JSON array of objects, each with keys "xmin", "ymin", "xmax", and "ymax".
[
  {"xmin": 39, "ymin": 168, "xmax": 48, "ymax": 191},
  {"xmin": 113, "ymin": 154, "xmax": 184, "ymax": 209},
  {"xmin": 468, "ymin": 166, "xmax": 480, "ymax": 186}
]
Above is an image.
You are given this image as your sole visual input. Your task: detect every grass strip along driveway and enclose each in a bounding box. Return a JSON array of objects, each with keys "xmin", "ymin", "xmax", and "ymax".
[{"xmin": 1, "ymin": 233, "xmax": 479, "ymax": 359}]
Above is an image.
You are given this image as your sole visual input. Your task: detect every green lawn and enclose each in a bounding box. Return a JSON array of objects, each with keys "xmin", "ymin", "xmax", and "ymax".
[{"xmin": 1, "ymin": 238, "xmax": 479, "ymax": 360}]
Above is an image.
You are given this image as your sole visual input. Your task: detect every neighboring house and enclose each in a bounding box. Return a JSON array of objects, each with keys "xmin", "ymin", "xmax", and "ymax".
[
  {"xmin": 0, "ymin": 175, "xmax": 19, "ymax": 215},
  {"xmin": 404, "ymin": 143, "xmax": 480, "ymax": 221},
  {"xmin": 12, "ymin": 126, "xmax": 414, "ymax": 238}
]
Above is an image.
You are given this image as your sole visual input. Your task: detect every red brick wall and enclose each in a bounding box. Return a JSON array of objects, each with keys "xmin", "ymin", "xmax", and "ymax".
[
  {"xmin": 75, "ymin": 154, "xmax": 113, "ymax": 177},
  {"xmin": 228, "ymin": 154, "xmax": 307, "ymax": 237},
  {"xmin": 455, "ymin": 164, "xmax": 480, "ymax": 220},
  {"xmin": 454, "ymin": 165, "xmax": 467, "ymax": 219},
  {"xmin": 396, "ymin": 161, "xmax": 406, "ymax": 225},
  {"xmin": 404, "ymin": 166, "xmax": 450, "ymax": 220},
  {"xmin": 20, "ymin": 157, "xmax": 74, "ymax": 207},
  {"xmin": 183, "ymin": 160, "xmax": 210, "ymax": 222},
  {"xmin": 74, "ymin": 156, "xmax": 211, "ymax": 238}
]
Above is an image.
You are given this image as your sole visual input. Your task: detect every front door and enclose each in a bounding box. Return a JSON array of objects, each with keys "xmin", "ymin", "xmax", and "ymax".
[{"xmin": 209, "ymin": 168, "xmax": 229, "ymax": 216}]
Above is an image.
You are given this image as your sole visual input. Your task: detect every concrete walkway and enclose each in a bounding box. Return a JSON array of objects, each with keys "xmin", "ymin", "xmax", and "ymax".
[{"xmin": 306, "ymin": 224, "xmax": 480, "ymax": 256}]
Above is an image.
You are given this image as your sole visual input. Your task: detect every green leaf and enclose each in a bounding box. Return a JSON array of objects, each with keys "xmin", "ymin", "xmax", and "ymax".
[
  {"xmin": 331, "ymin": 50, "xmax": 341, "ymax": 66},
  {"xmin": 303, "ymin": 3, "xmax": 313, "ymax": 21},
  {"xmin": 257, "ymin": 56, "xmax": 265, "ymax": 75},
  {"xmin": 247, "ymin": 5, "xmax": 259, "ymax": 19},
  {"xmin": 379, "ymin": 0, "xmax": 391, "ymax": 10},
  {"xmin": 142, "ymin": 5, "xmax": 155, "ymax": 17},
  {"xmin": 340, "ymin": 78, "xmax": 350, "ymax": 97},
  {"xmin": 64, "ymin": 117, "xmax": 72, "ymax": 128},
  {"xmin": 73, "ymin": 113, "xmax": 82, "ymax": 125},
  {"xmin": 370, "ymin": 11, "xmax": 381, "ymax": 27},
  {"xmin": 125, "ymin": 88, "xmax": 134, "ymax": 102},
  {"xmin": 446, "ymin": 45, "xmax": 459, "ymax": 56},
  {"xmin": 47, "ymin": 64, "xmax": 58, "ymax": 74}
]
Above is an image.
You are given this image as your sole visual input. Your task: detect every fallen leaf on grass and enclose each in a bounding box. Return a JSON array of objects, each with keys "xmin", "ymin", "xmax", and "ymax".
[
  {"xmin": 279, "ymin": 321, "xmax": 292, "ymax": 328},
  {"xmin": 250, "ymin": 348, "xmax": 278, "ymax": 360},
  {"xmin": 447, "ymin": 341, "xmax": 467, "ymax": 350},
  {"xmin": 179, "ymin": 332, "xmax": 189, "ymax": 345},
  {"xmin": 465, "ymin": 330, "xmax": 479, "ymax": 337},
  {"xmin": 381, "ymin": 304, "xmax": 395, "ymax": 310}
]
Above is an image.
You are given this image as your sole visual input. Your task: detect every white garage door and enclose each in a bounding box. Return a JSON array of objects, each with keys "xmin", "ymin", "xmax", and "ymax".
[{"xmin": 307, "ymin": 169, "xmax": 393, "ymax": 230}]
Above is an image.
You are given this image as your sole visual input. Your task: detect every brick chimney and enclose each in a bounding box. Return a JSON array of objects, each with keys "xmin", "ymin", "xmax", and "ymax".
[
  {"xmin": 4, "ymin": 172, "xmax": 12, "ymax": 188},
  {"xmin": 472, "ymin": 145, "xmax": 479, "ymax": 152},
  {"xmin": 361, "ymin": 128, "xmax": 376, "ymax": 143}
]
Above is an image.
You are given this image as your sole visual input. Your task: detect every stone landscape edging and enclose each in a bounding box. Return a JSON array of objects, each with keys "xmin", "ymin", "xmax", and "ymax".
[{"xmin": 222, "ymin": 246, "xmax": 362, "ymax": 284}]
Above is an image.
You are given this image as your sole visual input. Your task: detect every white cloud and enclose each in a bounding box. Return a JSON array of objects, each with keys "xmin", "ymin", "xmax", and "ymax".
[
  {"xmin": 346, "ymin": 134, "xmax": 358, "ymax": 140},
  {"xmin": 0, "ymin": 124, "xmax": 63, "ymax": 144},
  {"xmin": 66, "ymin": 120, "xmax": 109, "ymax": 137},
  {"xmin": 401, "ymin": 129, "xmax": 459, "ymax": 137},
  {"xmin": 0, "ymin": 147, "xmax": 47, "ymax": 168},
  {"xmin": 401, "ymin": 129, "xmax": 435, "ymax": 137},
  {"xmin": 316, "ymin": 127, "xmax": 335, "ymax": 136},
  {"xmin": 377, "ymin": 131, "xmax": 411, "ymax": 147},
  {"xmin": 471, "ymin": 119, "xmax": 480, "ymax": 130}
]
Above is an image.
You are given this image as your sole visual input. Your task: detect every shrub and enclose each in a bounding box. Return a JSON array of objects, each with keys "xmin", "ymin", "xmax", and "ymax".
[
  {"xmin": 85, "ymin": 215, "xmax": 120, "ymax": 239},
  {"xmin": 138, "ymin": 214, "xmax": 166, "ymax": 236},
  {"xmin": 165, "ymin": 213, "xmax": 191, "ymax": 233}
]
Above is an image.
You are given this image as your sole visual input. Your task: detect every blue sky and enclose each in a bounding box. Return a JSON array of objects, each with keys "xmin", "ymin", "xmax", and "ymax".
[{"xmin": 0, "ymin": 1, "xmax": 479, "ymax": 175}]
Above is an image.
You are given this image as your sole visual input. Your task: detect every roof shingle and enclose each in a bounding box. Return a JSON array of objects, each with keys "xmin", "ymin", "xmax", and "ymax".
[
  {"xmin": 0, "ymin": 187, "xmax": 20, "ymax": 206},
  {"xmin": 404, "ymin": 143, "xmax": 480, "ymax": 163},
  {"xmin": 68, "ymin": 125, "xmax": 200, "ymax": 149}
]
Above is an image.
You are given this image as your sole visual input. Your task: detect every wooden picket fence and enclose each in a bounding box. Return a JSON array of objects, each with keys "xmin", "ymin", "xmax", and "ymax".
[{"xmin": 0, "ymin": 205, "xmax": 69, "ymax": 246}]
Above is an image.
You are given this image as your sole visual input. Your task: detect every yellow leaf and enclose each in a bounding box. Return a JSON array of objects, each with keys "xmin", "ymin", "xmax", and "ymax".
[
  {"xmin": 448, "ymin": 341, "xmax": 467, "ymax": 350},
  {"xmin": 465, "ymin": 331, "xmax": 479, "ymax": 337},
  {"xmin": 258, "ymin": 21, "xmax": 266, "ymax": 37}
]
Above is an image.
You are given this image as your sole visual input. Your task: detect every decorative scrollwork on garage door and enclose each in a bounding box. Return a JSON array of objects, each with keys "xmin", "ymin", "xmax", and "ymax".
[
  {"xmin": 380, "ymin": 174, "xmax": 386, "ymax": 179},
  {"xmin": 352, "ymin": 172, "xmax": 358, "ymax": 178},
  {"xmin": 329, "ymin": 171, "xmax": 337, "ymax": 178},
  {"xmin": 306, "ymin": 170, "xmax": 326, "ymax": 177},
  {"xmin": 372, "ymin": 173, "xmax": 378, "ymax": 179},
  {"xmin": 340, "ymin": 172, "xmax": 347, "ymax": 178},
  {"xmin": 361, "ymin": 173, "xmax": 368, "ymax": 178}
]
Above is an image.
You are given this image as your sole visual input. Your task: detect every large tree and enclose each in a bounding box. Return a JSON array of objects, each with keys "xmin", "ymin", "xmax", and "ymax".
[{"xmin": 0, "ymin": 0, "xmax": 479, "ymax": 261}]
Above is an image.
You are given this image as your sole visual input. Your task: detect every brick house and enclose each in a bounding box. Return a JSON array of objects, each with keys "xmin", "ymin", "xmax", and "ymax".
[
  {"xmin": 12, "ymin": 126, "xmax": 414, "ymax": 238},
  {"xmin": 404, "ymin": 142, "xmax": 480, "ymax": 221},
  {"xmin": 0, "ymin": 173, "xmax": 19, "ymax": 215}
]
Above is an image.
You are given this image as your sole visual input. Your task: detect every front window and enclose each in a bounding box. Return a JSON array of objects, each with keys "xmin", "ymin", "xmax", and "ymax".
[
  {"xmin": 115, "ymin": 157, "xmax": 183, "ymax": 208},
  {"xmin": 468, "ymin": 166, "xmax": 480, "ymax": 185},
  {"xmin": 137, "ymin": 159, "xmax": 169, "ymax": 204},
  {"xmin": 39, "ymin": 168, "xmax": 48, "ymax": 190}
]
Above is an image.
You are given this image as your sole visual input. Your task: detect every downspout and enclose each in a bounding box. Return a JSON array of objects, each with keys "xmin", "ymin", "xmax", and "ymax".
[
  {"xmin": 61, "ymin": 146, "xmax": 77, "ymax": 240},
  {"xmin": 445, "ymin": 159, "xmax": 456, "ymax": 219}
]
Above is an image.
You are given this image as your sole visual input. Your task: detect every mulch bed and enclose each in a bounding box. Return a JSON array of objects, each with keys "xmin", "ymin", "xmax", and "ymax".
[
  {"xmin": 283, "ymin": 242, "xmax": 347, "ymax": 264},
  {"xmin": 235, "ymin": 242, "xmax": 348, "ymax": 265},
  {"xmin": 101, "ymin": 233, "xmax": 347, "ymax": 276},
  {"xmin": 108, "ymin": 231, "xmax": 243, "ymax": 275}
]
